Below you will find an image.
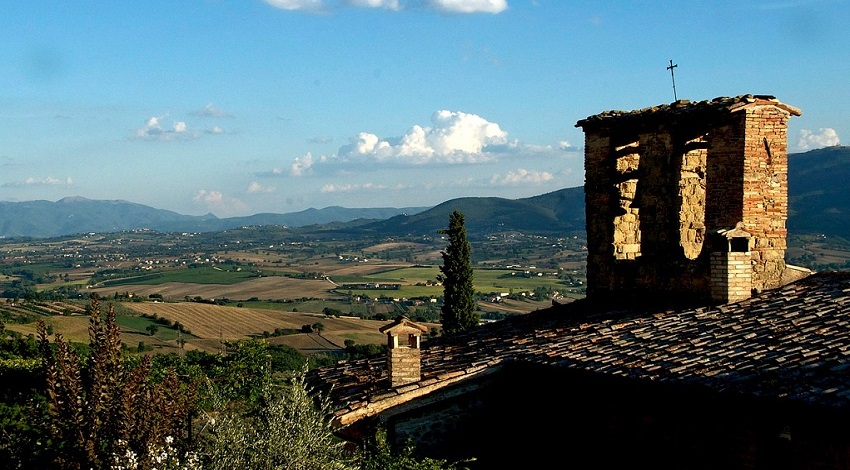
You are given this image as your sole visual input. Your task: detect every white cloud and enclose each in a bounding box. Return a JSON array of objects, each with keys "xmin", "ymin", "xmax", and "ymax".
[
  {"xmin": 429, "ymin": 0, "xmax": 507, "ymax": 14},
  {"xmin": 2, "ymin": 176, "xmax": 73, "ymax": 188},
  {"xmin": 320, "ymin": 182, "xmax": 397, "ymax": 193},
  {"xmin": 192, "ymin": 103, "xmax": 233, "ymax": 118},
  {"xmin": 290, "ymin": 152, "xmax": 316, "ymax": 176},
  {"xmin": 133, "ymin": 116, "xmax": 197, "ymax": 141},
  {"xmin": 192, "ymin": 189, "xmax": 249, "ymax": 215},
  {"xmin": 265, "ymin": 0, "xmax": 507, "ymax": 13},
  {"xmin": 338, "ymin": 110, "xmax": 508, "ymax": 164},
  {"xmin": 345, "ymin": 0, "xmax": 400, "ymax": 9},
  {"xmin": 797, "ymin": 128, "xmax": 840, "ymax": 151},
  {"xmin": 265, "ymin": 0, "xmax": 324, "ymax": 11},
  {"xmin": 193, "ymin": 189, "xmax": 223, "ymax": 205},
  {"xmin": 559, "ymin": 140, "xmax": 579, "ymax": 151},
  {"xmin": 490, "ymin": 168, "xmax": 554, "ymax": 186},
  {"xmin": 247, "ymin": 181, "xmax": 276, "ymax": 194}
]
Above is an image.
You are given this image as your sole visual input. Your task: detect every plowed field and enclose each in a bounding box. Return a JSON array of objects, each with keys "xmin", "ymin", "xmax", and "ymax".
[
  {"xmin": 126, "ymin": 302, "xmax": 393, "ymax": 347},
  {"xmin": 88, "ymin": 276, "xmax": 335, "ymax": 301}
]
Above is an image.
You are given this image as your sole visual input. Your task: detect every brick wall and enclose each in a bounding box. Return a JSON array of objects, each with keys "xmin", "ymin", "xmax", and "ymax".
[
  {"xmin": 576, "ymin": 96, "xmax": 800, "ymax": 304},
  {"xmin": 711, "ymin": 251, "xmax": 753, "ymax": 303},
  {"xmin": 388, "ymin": 347, "xmax": 421, "ymax": 387}
]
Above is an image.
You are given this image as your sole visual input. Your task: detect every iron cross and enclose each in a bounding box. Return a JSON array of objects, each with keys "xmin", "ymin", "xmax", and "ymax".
[{"xmin": 667, "ymin": 59, "xmax": 678, "ymax": 101}]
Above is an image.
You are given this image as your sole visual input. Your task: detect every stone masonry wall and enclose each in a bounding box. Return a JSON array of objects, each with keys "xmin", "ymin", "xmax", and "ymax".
[{"xmin": 577, "ymin": 96, "xmax": 800, "ymax": 304}]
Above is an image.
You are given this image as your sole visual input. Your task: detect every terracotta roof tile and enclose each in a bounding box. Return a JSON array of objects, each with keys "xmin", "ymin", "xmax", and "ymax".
[{"xmin": 309, "ymin": 272, "xmax": 850, "ymax": 426}]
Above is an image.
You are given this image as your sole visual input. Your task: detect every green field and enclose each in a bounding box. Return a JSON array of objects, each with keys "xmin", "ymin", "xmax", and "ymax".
[
  {"xmin": 100, "ymin": 266, "xmax": 259, "ymax": 287},
  {"xmin": 235, "ymin": 299, "xmax": 367, "ymax": 315},
  {"xmin": 332, "ymin": 266, "xmax": 569, "ymax": 298},
  {"xmin": 115, "ymin": 314, "xmax": 198, "ymax": 341},
  {"xmin": 475, "ymin": 268, "xmax": 567, "ymax": 293}
]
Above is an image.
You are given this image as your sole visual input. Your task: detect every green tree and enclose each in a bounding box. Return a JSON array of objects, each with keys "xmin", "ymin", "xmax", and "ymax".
[
  {"xmin": 146, "ymin": 324, "xmax": 159, "ymax": 336},
  {"xmin": 359, "ymin": 427, "xmax": 472, "ymax": 470},
  {"xmin": 437, "ymin": 210, "xmax": 477, "ymax": 335},
  {"xmin": 200, "ymin": 370, "xmax": 356, "ymax": 470},
  {"xmin": 199, "ymin": 369, "xmax": 465, "ymax": 470}
]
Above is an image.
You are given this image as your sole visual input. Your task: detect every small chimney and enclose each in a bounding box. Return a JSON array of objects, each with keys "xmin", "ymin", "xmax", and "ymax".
[
  {"xmin": 710, "ymin": 222, "xmax": 753, "ymax": 304},
  {"xmin": 380, "ymin": 316, "xmax": 428, "ymax": 388}
]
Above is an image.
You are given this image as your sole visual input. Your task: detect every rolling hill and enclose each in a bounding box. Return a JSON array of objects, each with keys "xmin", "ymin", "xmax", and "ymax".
[
  {"xmin": 788, "ymin": 145, "xmax": 850, "ymax": 236},
  {"xmin": 0, "ymin": 197, "xmax": 429, "ymax": 238},
  {"xmin": 1, "ymin": 146, "xmax": 847, "ymax": 239},
  {"xmin": 353, "ymin": 186, "xmax": 586, "ymax": 237}
]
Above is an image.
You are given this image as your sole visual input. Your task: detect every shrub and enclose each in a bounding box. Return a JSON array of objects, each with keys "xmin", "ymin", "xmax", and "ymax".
[{"xmin": 37, "ymin": 296, "xmax": 195, "ymax": 469}]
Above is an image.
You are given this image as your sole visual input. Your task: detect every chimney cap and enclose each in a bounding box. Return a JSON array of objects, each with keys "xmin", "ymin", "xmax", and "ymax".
[{"xmin": 380, "ymin": 315, "xmax": 429, "ymax": 335}]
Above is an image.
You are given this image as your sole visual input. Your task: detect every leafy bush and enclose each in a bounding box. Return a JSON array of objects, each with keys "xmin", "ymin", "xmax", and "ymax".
[{"xmin": 199, "ymin": 371, "xmax": 356, "ymax": 470}]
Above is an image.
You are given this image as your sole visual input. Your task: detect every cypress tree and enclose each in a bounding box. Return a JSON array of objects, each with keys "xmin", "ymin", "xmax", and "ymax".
[{"xmin": 438, "ymin": 210, "xmax": 477, "ymax": 335}]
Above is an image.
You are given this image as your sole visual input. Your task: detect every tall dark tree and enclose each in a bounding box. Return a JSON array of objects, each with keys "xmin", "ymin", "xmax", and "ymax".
[{"xmin": 438, "ymin": 210, "xmax": 477, "ymax": 335}]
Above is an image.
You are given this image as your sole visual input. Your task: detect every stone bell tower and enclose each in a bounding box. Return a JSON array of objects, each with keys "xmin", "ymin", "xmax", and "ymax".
[{"xmin": 575, "ymin": 95, "xmax": 801, "ymax": 305}]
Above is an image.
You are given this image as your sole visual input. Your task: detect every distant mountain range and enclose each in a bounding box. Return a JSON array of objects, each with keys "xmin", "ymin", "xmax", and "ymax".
[
  {"xmin": 787, "ymin": 145, "xmax": 850, "ymax": 236},
  {"xmin": 1, "ymin": 146, "xmax": 847, "ymax": 239},
  {"xmin": 0, "ymin": 199, "xmax": 430, "ymax": 238}
]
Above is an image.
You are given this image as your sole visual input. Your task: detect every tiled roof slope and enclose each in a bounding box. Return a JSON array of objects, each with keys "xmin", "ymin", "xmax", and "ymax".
[
  {"xmin": 575, "ymin": 94, "xmax": 802, "ymax": 130},
  {"xmin": 310, "ymin": 271, "xmax": 850, "ymax": 427}
]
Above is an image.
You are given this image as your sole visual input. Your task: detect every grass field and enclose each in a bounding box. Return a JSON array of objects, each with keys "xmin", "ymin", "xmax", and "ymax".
[
  {"xmin": 99, "ymin": 266, "xmax": 260, "ymax": 287},
  {"xmin": 115, "ymin": 315, "xmax": 199, "ymax": 341},
  {"xmin": 87, "ymin": 262, "xmax": 573, "ymax": 311},
  {"xmin": 333, "ymin": 265, "xmax": 570, "ymax": 299}
]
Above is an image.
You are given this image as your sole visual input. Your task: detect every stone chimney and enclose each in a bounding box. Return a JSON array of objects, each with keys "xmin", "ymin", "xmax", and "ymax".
[{"xmin": 380, "ymin": 316, "xmax": 428, "ymax": 388}]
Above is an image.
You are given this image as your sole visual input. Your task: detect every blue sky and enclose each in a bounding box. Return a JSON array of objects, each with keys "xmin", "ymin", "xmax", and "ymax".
[{"xmin": 1, "ymin": 0, "xmax": 846, "ymax": 217}]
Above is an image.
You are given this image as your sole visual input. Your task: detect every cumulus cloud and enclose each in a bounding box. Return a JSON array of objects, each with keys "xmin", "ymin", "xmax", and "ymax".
[
  {"xmin": 559, "ymin": 140, "xmax": 579, "ymax": 151},
  {"xmin": 338, "ymin": 110, "xmax": 508, "ymax": 165},
  {"xmin": 429, "ymin": 0, "xmax": 507, "ymax": 14},
  {"xmin": 265, "ymin": 0, "xmax": 507, "ymax": 13},
  {"xmin": 490, "ymin": 168, "xmax": 554, "ymax": 186},
  {"xmin": 345, "ymin": 0, "xmax": 400, "ymax": 9},
  {"xmin": 321, "ymin": 182, "xmax": 403, "ymax": 193},
  {"xmin": 133, "ymin": 114, "xmax": 229, "ymax": 141},
  {"xmin": 290, "ymin": 152, "xmax": 316, "ymax": 176},
  {"xmin": 192, "ymin": 189, "xmax": 249, "ymax": 215},
  {"xmin": 133, "ymin": 116, "xmax": 197, "ymax": 141},
  {"xmin": 192, "ymin": 103, "xmax": 233, "ymax": 118},
  {"xmin": 264, "ymin": 0, "xmax": 324, "ymax": 11},
  {"xmin": 797, "ymin": 128, "xmax": 840, "ymax": 151},
  {"xmin": 2, "ymin": 176, "xmax": 74, "ymax": 188},
  {"xmin": 247, "ymin": 181, "xmax": 276, "ymax": 193},
  {"xmin": 193, "ymin": 189, "xmax": 223, "ymax": 205}
]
